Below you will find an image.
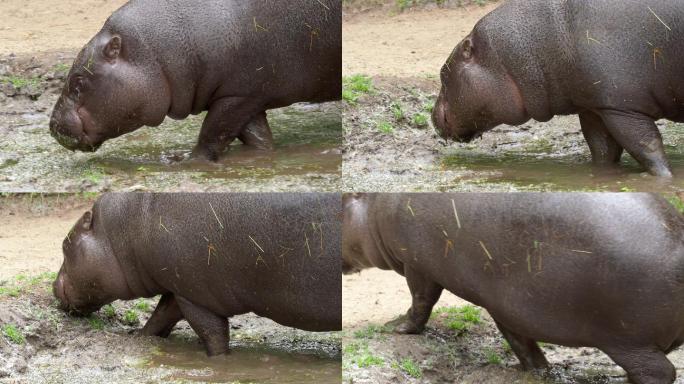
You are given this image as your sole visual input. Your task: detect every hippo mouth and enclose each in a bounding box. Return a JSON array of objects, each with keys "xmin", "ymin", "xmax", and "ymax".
[
  {"xmin": 342, "ymin": 260, "xmax": 362, "ymax": 275},
  {"xmin": 50, "ymin": 107, "xmax": 103, "ymax": 152},
  {"xmin": 53, "ymin": 275, "xmax": 100, "ymax": 316},
  {"xmin": 454, "ymin": 131, "xmax": 483, "ymax": 143}
]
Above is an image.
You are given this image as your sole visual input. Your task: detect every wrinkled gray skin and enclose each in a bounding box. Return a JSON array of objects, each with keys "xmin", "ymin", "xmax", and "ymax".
[
  {"xmin": 54, "ymin": 193, "xmax": 342, "ymax": 356},
  {"xmin": 50, "ymin": 0, "xmax": 341, "ymax": 160},
  {"xmin": 343, "ymin": 193, "xmax": 684, "ymax": 384},
  {"xmin": 433, "ymin": 0, "xmax": 684, "ymax": 177}
]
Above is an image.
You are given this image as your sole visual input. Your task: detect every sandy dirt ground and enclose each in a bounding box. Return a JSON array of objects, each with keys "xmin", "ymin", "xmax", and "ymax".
[
  {"xmin": 343, "ymin": 3, "xmax": 498, "ymax": 76},
  {"xmin": 343, "ymin": 269, "xmax": 466, "ymax": 328},
  {"xmin": 0, "ymin": 0, "xmax": 128, "ymax": 56},
  {"xmin": 0, "ymin": 201, "xmax": 87, "ymax": 280}
]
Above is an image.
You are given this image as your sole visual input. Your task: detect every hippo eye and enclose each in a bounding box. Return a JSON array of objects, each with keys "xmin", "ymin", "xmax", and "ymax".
[{"xmin": 69, "ymin": 76, "xmax": 84, "ymax": 96}]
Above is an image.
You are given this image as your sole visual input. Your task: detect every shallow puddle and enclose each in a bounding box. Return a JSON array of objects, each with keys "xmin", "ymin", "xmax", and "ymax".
[
  {"xmin": 441, "ymin": 128, "xmax": 684, "ymax": 192},
  {"xmin": 148, "ymin": 339, "xmax": 341, "ymax": 384},
  {"xmin": 0, "ymin": 102, "xmax": 341, "ymax": 192}
]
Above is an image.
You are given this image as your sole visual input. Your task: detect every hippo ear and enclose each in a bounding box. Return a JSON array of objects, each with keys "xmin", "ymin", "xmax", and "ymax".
[
  {"xmin": 81, "ymin": 211, "xmax": 93, "ymax": 231},
  {"xmin": 103, "ymin": 35, "xmax": 122, "ymax": 60},
  {"xmin": 462, "ymin": 37, "xmax": 474, "ymax": 60}
]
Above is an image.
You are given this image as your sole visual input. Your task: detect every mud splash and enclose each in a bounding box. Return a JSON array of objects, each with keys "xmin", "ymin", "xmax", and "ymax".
[{"xmin": 148, "ymin": 339, "xmax": 341, "ymax": 384}]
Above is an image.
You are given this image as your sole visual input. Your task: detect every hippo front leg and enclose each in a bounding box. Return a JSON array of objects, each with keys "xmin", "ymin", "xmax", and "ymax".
[
  {"xmin": 175, "ymin": 296, "xmax": 229, "ymax": 356},
  {"xmin": 388, "ymin": 265, "xmax": 443, "ymax": 334},
  {"xmin": 493, "ymin": 320, "xmax": 548, "ymax": 371},
  {"xmin": 192, "ymin": 97, "xmax": 263, "ymax": 161},
  {"xmin": 579, "ymin": 111, "xmax": 624, "ymax": 166},
  {"xmin": 141, "ymin": 293, "xmax": 183, "ymax": 338},
  {"xmin": 238, "ymin": 111, "xmax": 274, "ymax": 150},
  {"xmin": 598, "ymin": 111, "xmax": 673, "ymax": 177}
]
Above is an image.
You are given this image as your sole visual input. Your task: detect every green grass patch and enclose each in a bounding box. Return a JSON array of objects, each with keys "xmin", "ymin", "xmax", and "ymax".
[
  {"xmin": 2, "ymin": 324, "xmax": 25, "ymax": 344},
  {"xmin": 82, "ymin": 168, "xmax": 106, "ymax": 184},
  {"xmin": 431, "ymin": 304, "xmax": 482, "ymax": 332},
  {"xmin": 423, "ymin": 100, "xmax": 435, "ymax": 113},
  {"xmin": 88, "ymin": 315, "xmax": 105, "ymax": 330},
  {"xmin": 134, "ymin": 300, "xmax": 151, "ymax": 313},
  {"xmin": 343, "ymin": 75, "xmax": 373, "ymax": 104},
  {"xmin": 101, "ymin": 304, "xmax": 116, "ymax": 318},
  {"xmin": 344, "ymin": 341, "xmax": 385, "ymax": 368},
  {"xmin": 123, "ymin": 309, "xmax": 139, "ymax": 325},
  {"xmin": 396, "ymin": 358, "xmax": 422, "ymax": 378},
  {"xmin": 0, "ymin": 286, "xmax": 22, "ymax": 297},
  {"xmin": 667, "ymin": 195, "xmax": 684, "ymax": 214},
  {"xmin": 412, "ymin": 113, "xmax": 429, "ymax": 128},
  {"xmin": 390, "ymin": 102, "xmax": 405, "ymax": 121},
  {"xmin": 376, "ymin": 121, "xmax": 394, "ymax": 134},
  {"xmin": 353, "ymin": 324, "xmax": 391, "ymax": 339},
  {"xmin": 0, "ymin": 75, "xmax": 41, "ymax": 89},
  {"xmin": 52, "ymin": 63, "xmax": 72, "ymax": 74},
  {"xmin": 485, "ymin": 348, "xmax": 502, "ymax": 365}
]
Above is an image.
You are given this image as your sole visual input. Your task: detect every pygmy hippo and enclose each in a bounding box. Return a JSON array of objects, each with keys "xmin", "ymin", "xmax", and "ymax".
[
  {"xmin": 49, "ymin": 0, "xmax": 341, "ymax": 160},
  {"xmin": 343, "ymin": 193, "xmax": 684, "ymax": 384},
  {"xmin": 433, "ymin": 0, "xmax": 684, "ymax": 177},
  {"xmin": 54, "ymin": 193, "xmax": 342, "ymax": 356}
]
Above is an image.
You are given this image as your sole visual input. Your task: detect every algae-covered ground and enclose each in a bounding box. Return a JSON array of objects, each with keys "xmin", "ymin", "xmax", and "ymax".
[
  {"xmin": 0, "ymin": 54, "xmax": 342, "ymax": 193},
  {"xmin": 342, "ymin": 75, "xmax": 684, "ymax": 192}
]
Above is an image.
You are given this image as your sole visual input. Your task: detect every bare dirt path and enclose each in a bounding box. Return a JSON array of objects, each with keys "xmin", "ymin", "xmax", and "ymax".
[
  {"xmin": 0, "ymin": 0, "xmax": 128, "ymax": 56},
  {"xmin": 342, "ymin": 3, "xmax": 498, "ymax": 76},
  {"xmin": 0, "ymin": 200, "xmax": 90, "ymax": 280},
  {"xmin": 343, "ymin": 270, "xmax": 467, "ymax": 328}
]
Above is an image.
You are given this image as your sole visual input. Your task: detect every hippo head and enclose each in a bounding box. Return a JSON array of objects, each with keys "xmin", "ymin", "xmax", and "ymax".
[
  {"xmin": 432, "ymin": 32, "xmax": 528, "ymax": 142},
  {"xmin": 50, "ymin": 32, "xmax": 170, "ymax": 152},
  {"xmin": 53, "ymin": 210, "xmax": 128, "ymax": 315}
]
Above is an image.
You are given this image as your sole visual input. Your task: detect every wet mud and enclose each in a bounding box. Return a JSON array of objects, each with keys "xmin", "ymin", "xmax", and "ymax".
[
  {"xmin": 0, "ymin": 54, "xmax": 342, "ymax": 193},
  {"xmin": 343, "ymin": 76, "xmax": 684, "ymax": 192}
]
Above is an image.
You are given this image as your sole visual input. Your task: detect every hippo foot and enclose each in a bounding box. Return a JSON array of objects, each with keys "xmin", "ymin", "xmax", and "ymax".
[
  {"xmin": 191, "ymin": 144, "xmax": 225, "ymax": 162},
  {"xmin": 385, "ymin": 315, "xmax": 424, "ymax": 334}
]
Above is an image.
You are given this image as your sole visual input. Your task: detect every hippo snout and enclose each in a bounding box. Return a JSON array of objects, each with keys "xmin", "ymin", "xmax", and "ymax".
[
  {"xmin": 49, "ymin": 101, "xmax": 101, "ymax": 152},
  {"xmin": 52, "ymin": 273, "xmax": 69, "ymax": 311}
]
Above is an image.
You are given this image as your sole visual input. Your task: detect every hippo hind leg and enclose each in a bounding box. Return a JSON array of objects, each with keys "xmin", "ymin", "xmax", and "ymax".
[
  {"xmin": 493, "ymin": 320, "xmax": 548, "ymax": 371},
  {"xmin": 387, "ymin": 265, "xmax": 443, "ymax": 334},
  {"xmin": 175, "ymin": 295, "xmax": 229, "ymax": 356},
  {"xmin": 602, "ymin": 346, "xmax": 675, "ymax": 384},
  {"xmin": 579, "ymin": 110, "xmax": 624, "ymax": 166},
  {"xmin": 238, "ymin": 111, "xmax": 274, "ymax": 150},
  {"xmin": 141, "ymin": 293, "xmax": 183, "ymax": 338},
  {"xmin": 597, "ymin": 110, "xmax": 673, "ymax": 177}
]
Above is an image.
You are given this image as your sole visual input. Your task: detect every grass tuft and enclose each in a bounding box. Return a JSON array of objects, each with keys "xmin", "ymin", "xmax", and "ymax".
[{"xmin": 2, "ymin": 324, "xmax": 25, "ymax": 344}]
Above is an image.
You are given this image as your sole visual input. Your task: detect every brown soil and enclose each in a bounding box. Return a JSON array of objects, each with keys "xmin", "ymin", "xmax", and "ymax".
[{"xmin": 0, "ymin": 0, "xmax": 128, "ymax": 56}]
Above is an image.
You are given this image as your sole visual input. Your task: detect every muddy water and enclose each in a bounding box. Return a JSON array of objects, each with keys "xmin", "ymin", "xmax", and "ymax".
[
  {"xmin": 441, "ymin": 146, "xmax": 684, "ymax": 192},
  {"xmin": 148, "ymin": 339, "xmax": 341, "ymax": 384},
  {"xmin": 0, "ymin": 101, "xmax": 341, "ymax": 192}
]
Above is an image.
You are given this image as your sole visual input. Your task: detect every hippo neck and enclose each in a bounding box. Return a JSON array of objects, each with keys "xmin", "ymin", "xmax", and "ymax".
[
  {"xmin": 483, "ymin": 0, "xmax": 577, "ymax": 121},
  {"xmin": 94, "ymin": 200, "xmax": 164, "ymax": 300}
]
